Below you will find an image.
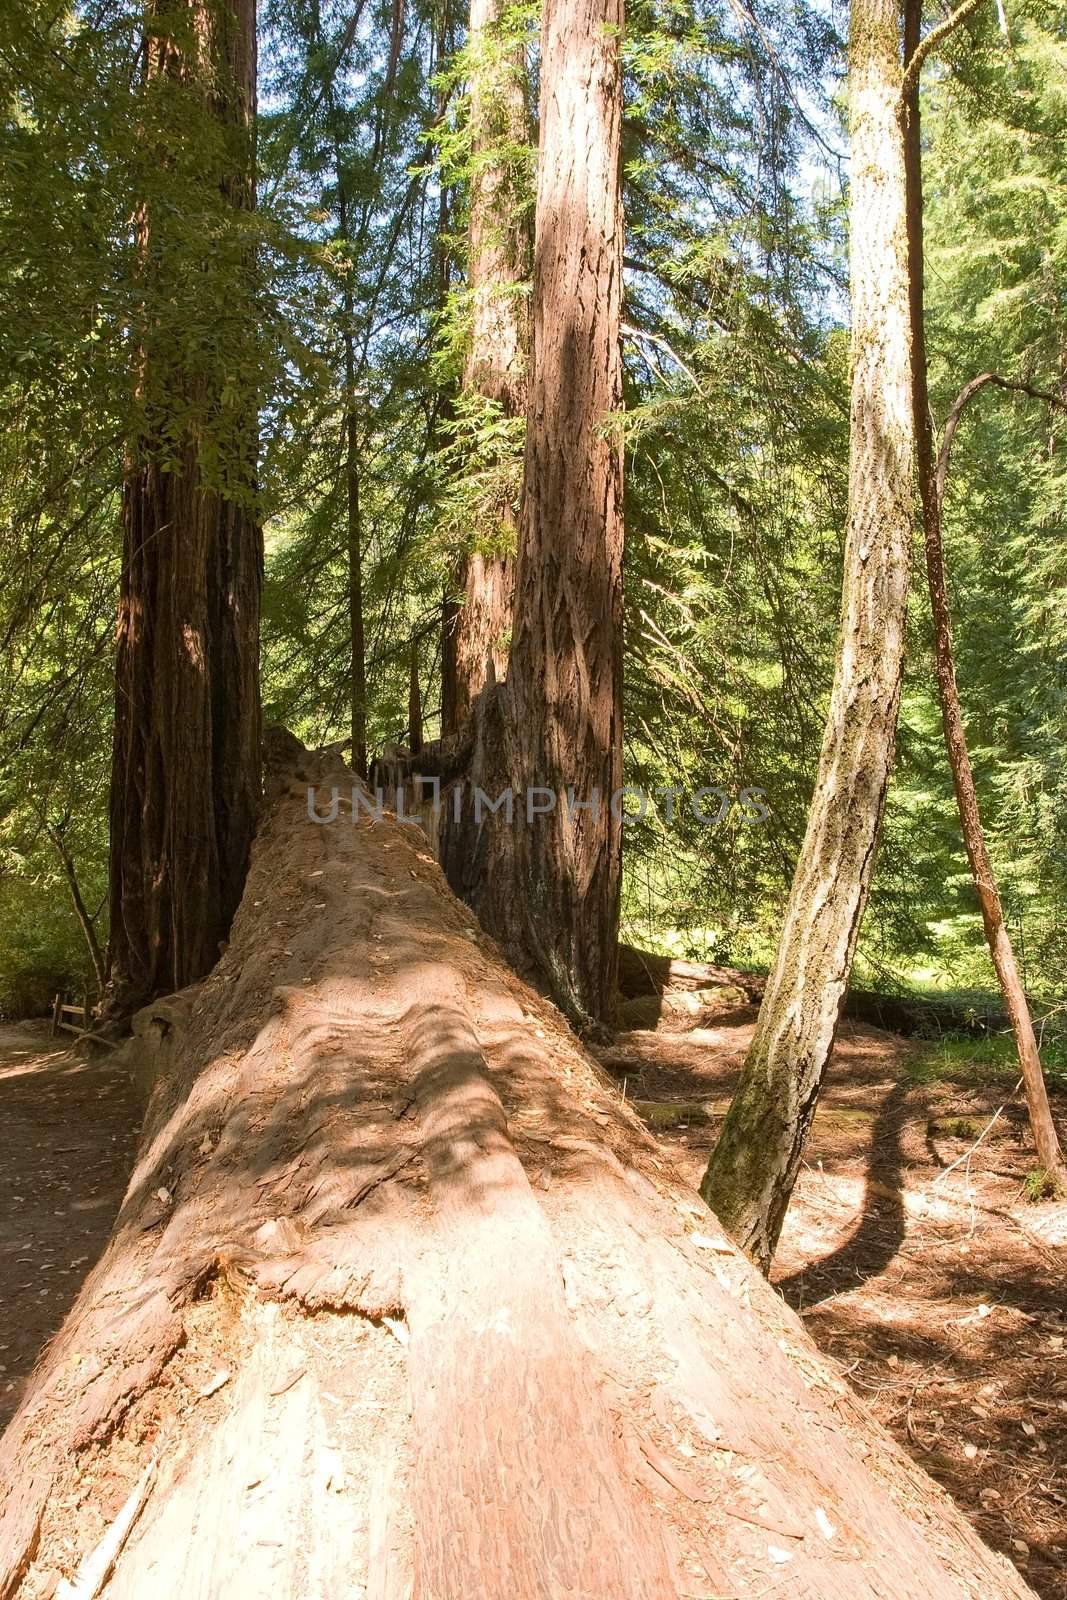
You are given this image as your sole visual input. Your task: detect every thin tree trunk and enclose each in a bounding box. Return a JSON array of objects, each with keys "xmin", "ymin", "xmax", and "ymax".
[
  {"xmin": 902, "ymin": 3, "xmax": 1066, "ymax": 1185},
  {"xmin": 44, "ymin": 821, "xmax": 106, "ymax": 996},
  {"xmin": 700, "ymin": 0, "xmax": 914, "ymax": 1269},
  {"xmin": 408, "ymin": 633, "xmax": 423, "ymax": 754},
  {"xmin": 337, "ymin": 184, "xmax": 368, "ymax": 779},
  {"xmin": 454, "ymin": 0, "xmax": 625, "ymax": 1029},
  {"xmin": 440, "ymin": 0, "xmax": 530, "ymax": 736},
  {"xmin": 107, "ymin": 0, "xmax": 262, "ymax": 1016}
]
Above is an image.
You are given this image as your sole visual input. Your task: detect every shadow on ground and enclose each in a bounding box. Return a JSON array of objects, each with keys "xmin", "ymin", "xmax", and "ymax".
[{"xmin": 595, "ymin": 1014, "xmax": 1067, "ymax": 1600}]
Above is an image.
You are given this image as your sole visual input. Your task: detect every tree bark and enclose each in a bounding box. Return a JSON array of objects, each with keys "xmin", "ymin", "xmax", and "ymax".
[
  {"xmin": 901, "ymin": 1, "xmax": 1066, "ymax": 1186},
  {"xmin": 440, "ymin": 0, "xmax": 530, "ymax": 736},
  {"xmin": 408, "ymin": 633, "xmax": 423, "ymax": 754},
  {"xmin": 337, "ymin": 183, "xmax": 369, "ymax": 780},
  {"xmin": 0, "ymin": 737, "xmax": 1037, "ymax": 1600},
  {"xmin": 107, "ymin": 0, "xmax": 262, "ymax": 1016},
  {"xmin": 700, "ymin": 0, "xmax": 915, "ymax": 1269},
  {"xmin": 441, "ymin": 551, "xmax": 513, "ymax": 734},
  {"xmin": 450, "ymin": 0, "xmax": 624, "ymax": 1030}
]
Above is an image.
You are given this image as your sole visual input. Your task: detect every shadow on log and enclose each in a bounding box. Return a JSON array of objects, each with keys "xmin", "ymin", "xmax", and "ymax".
[{"xmin": 0, "ymin": 737, "xmax": 1035, "ymax": 1599}]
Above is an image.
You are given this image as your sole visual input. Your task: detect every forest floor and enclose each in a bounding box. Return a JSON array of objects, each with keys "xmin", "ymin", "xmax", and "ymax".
[
  {"xmin": 0, "ymin": 1021, "xmax": 140, "ymax": 1433},
  {"xmin": 0, "ymin": 1010, "xmax": 1064, "ymax": 1596},
  {"xmin": 597, "ymin": 1008, "xmax": 1067, "ymax": 1600}
]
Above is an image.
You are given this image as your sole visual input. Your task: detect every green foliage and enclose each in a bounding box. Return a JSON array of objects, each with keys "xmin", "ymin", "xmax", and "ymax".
[
  {"xmin": 894, "ymin": 0, "xmax": 1067, "ymax": 992},
  {"xmin": 0, "ymin": 872, "xmax": 103, "ymax": 1019},
  {"xmin": 1023, "ymin": 1168, "xmax": 1060, "ymax": 1202},
  {"xmin": 1, "ymin": 0, "xmax": 1065, "ymax": 1016},
  {"xmin": 910, "ymin": 1029, "xmax": 1067, "ymax": 1092},
  {"xmin": 256, "ymin": 0, "xmax": 449, "ymax": 745}
]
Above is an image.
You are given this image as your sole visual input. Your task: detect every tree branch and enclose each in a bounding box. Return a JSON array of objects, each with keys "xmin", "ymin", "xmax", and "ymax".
[
  {"xmin": 621, "ymin": 323, "xmax": 707, "ymax": 396},
  {"xmin": 935, "ymin": 371, "xmax": 1067, "ymax": 514},
  {"xmin": 900, "ymin": 0, "xmax": 987, "ymax": 107}
]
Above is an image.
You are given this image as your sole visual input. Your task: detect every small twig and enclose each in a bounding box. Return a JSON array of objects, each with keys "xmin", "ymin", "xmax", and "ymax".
[
  {"xmin": 722, "ymin": 0, "xmax": 843, "ymax": 162},
  {"xmin": 621, "ymin": 323, "xmax": 707, "ymax": 397},
  {"xmin": 56, "ymin": 1458, "xmax": 156, "ymax": 1599},
  {"xmin": 930, "ymin": 1079, "xmax": 1023, "ymax": 1188}
]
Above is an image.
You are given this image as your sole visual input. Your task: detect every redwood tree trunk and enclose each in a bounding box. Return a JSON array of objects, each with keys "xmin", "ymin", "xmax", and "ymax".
[
  {"xmin": 902, "ymin": 0, "xmax": 1066, "ymax": 1187},
  {"xmin": 455, "ymin": 0, "xmax": 624, "ymax": 1029},
  {"xmin": 0, "ymin": 738, "xmax": 1037, "ymax": 1600},
  {"xmin": 440, "ymin": 0, "xmax": 530, "ymax": 736},
  {"xmin": 700, "ymin": 0, "xmax": 914, "ymax": 1268},
  {"xmin": 108, "ymin": 0, "xmax": 262, "ymax": 1015}
]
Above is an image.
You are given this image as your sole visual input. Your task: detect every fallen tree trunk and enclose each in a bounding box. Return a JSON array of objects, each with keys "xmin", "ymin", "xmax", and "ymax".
[
  {"xmin": 0, "ymin": 737, "xmax": 1034, "ymax": 1599},
  {"xmin": 618, "ymin": 942, "xmax": 1031, "ymax": 1040},
  {"xmin": 617, "ymin": 943, "xmax": 763, "ymax": 1002}
]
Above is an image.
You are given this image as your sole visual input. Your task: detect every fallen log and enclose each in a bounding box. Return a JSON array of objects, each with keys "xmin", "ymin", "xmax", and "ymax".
[
  {"xmin": 0, "ymin": 737, "xmax": 1034, "ymax": 1598},
  {"xmin": 618, "ymin": 941, "xmax": 1024, "ymax": 1039},
  {"xmin": 617, "ymin": 943, "xmax": 763, "ymax": 1002}
]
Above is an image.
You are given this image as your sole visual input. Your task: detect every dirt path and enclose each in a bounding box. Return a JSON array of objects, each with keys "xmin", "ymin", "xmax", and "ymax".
[
  {"xmin": 597, "ymin": 1010, "xmax": 1067, "ymax": 1600},
  {"xmin": 0, "ymin": 1021, "xmax": 141, "ymax": 1431}
]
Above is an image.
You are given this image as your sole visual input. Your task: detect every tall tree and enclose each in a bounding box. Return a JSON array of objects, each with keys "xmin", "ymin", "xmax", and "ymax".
[
  {"xmin": 439, "ymin": 0, "xmax": 530, "ymax": 736},
  {"xmin": 700, "ymin": 0, "xmax": 914, "ymax": 1268},
  {"xmin": 902, "ymin": 0, "xmax": 1066, "ymax": 1187},
  {"xmin": 107, "ymin": 0, "xmax": 262, "ymax": 1013},
  {"xmin": 337, "ymin": 176, "xmax": 368, "ymax": 778},
  {"xmin": 454, "ymin": 0, "xmax": 625, "ymax": 1029}
]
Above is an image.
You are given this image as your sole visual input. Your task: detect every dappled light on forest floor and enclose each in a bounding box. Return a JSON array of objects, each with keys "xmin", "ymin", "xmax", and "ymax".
[
  {"xmin": 0, "ymin": 1022, "xmax": 141, "ymax": 1430},
  {"xmin": 597, "ymin": 1014, "xmax": 1067, "ymax": 1600}
]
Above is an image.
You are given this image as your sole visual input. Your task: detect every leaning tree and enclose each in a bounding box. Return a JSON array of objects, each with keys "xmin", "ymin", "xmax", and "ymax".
[
  {"xmin": 700, "ymin": 0, "xmax": 916, "ymax": 1268},
  {"xmin": 901, "ymin": 0, "xmax": 1066, "ymax": 1189}
]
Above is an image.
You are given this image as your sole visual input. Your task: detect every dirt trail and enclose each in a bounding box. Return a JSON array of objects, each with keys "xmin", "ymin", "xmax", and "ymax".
[
  {"xmin": 597, "ymin": 1010, "xmax": 1067, "ymax": 1600},
  {"xmin": 0, "ymin": 1022, "xmax": 141, "ymax": 1431}
]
